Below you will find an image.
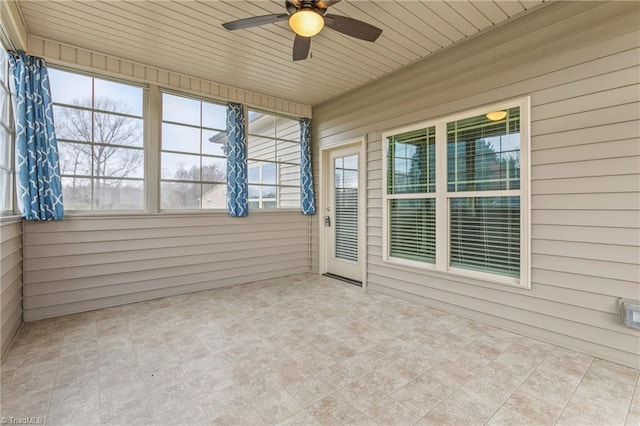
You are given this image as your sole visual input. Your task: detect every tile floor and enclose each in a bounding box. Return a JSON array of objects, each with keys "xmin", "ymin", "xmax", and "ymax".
[{"xmin": 1, "ymin": 273, "xmax": 639, "ymax": 425}]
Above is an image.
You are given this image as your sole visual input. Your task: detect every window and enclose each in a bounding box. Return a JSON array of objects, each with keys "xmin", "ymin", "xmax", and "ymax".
[
  {"xmin": 387, "ymin": 127, "xmax": 436, "ymax": 264},
  {"xmin": 49, "ymin": 68, "xmax": 145, "ymax": 210},
  {"xmin": 160, "ymin": 93, "xmax": 227, "ymax": 210},
  {"xmin": 248, "ymin": 109, "xmax": 301, "ymax": 209},
  {"xmin": 0, "ymin": 46, "xmax": 14, "ymax": 215},
  {"xmin": 383, "ymin": 99, "xmax": 529, "ymax": 287}
]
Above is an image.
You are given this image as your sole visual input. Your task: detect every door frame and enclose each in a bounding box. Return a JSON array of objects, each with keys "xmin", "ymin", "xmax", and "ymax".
[{"xmin": 319, "ymin": 137, "xmax": 367, "ymax": 288}]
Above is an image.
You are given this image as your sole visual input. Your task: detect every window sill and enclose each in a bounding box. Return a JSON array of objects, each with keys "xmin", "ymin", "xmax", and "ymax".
[
  {"xmin": 0, "ymin": 214, "xmax": 22, "ymax": 224},
  {"xmin": 383, "ymin": 255, "xmax": 530, "ymax": 290},
  {"xmin": 61, "ymin": 208, "xmax": 303, "ymax": 219}
]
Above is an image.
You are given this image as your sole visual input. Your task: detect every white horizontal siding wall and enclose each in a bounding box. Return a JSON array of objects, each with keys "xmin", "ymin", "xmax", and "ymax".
[
  {"xmin": 22, "ymin": 213, "xmax": 311, "ymax": 321},
  {"xmin": 313, "ymin": 1, "xmax": 640, "ymax": 367},
  {"xmin": 1, "ymin": 218, "xmax": 23, "ymax": 358}
]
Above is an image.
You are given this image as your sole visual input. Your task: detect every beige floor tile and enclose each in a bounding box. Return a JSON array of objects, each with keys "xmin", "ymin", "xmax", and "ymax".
[
  {"xmin": 385, "ymin": 348, "xmax": 444, "ymax": 381},
  {"xmin": 9, "ymin": 358, "xmax": 58, "ymax": 395},
  {"xmin": 432, "ymin": 348, "xmax": 492, "ymax": 385},
  {"xmin": 503, "ymin": 387, "xmax": 565, "ymax": 425},
  {"xmin": 626, "ymin": 378, "xmax": 640, "ymax": 425},
  {"xmin": 0, "ymin": 388, "xmax": 50, "ymax": 422},
  {"xmin": 444, "ymin": 386, "xmax": 502, "ymax": 422},
  {"xmin": 277, "ymin": 409, "xmax": 321, "ymax": 426},
  {"xmin": 415, "ymin": 402, "xmax": 484, "ymax": 426},
  {"xmin": 149, "ymin": 384, "xmax": 209, "ymax": 425},
  {"xmin": 558, "ymin": 359, "xmax": 638, "ymax": 426},
  {"xmin": 308, "ymin": 392, "xmax": 362, "ymax": 424},
  {"xmin": 199, "ymin": 384, "xmax": 251, "ymax": 420},
  {"xmin": 538, "ymin": 347, "xmax": 593, "ymax": 378},
  {"xmin": 100, "ymin": 393, "xmax": 153, "ymax": 426},
  {"xmin": 47, "ymin": 381, "xmax": 100, "ymax": 426},
  {"xmin": 210, "ymin": 405, "xmax": 267, "ymax": 425},
  {"xmin": 516, "ymin": 366, "xmax": 582, "ymax": 408},
  {"xmin": 285, "ymin": 373, "xmax": 337, "ymax": 407},
  {"xmin": 338, "ymin": 366, "xmax": 409, "ymax": 412},
  {"xmin": 236, "ymin": 374, "xmax": 286, "ymax": 401},
  {"xmin": 353, "ymin": 397, "xmax": 423, "ymax": 426},
  {"xmin": 487, "ymin": 405, "xmax": 539, "ymax": 426},
  {"xmin": 464, "ymin": 361, "xmax": 526, "ymax": 404},
  {"xmin": 390, "ymin": 369, "xmax": 460, "ymax": 417},
  {"xmin": 253, "ymin": 388, "xmax": 305, "ymax": 424}
]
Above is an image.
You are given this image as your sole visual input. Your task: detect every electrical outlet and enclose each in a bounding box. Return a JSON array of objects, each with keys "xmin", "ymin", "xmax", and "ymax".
[{"xmin": 620, "ymin": 299, "xmax": 640, "ymax": 331}]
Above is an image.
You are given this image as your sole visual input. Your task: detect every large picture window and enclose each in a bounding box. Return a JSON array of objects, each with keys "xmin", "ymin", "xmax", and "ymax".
[
  {"xmin": 383, "ymin": 100, "xmax": 529, "ymax": 287},
  {"xmin": 247, "ymin": 109, "xmax": 301, "ymax": 209},
  {"xmin": 0, "ymin": 46, "xmax": 14, "ymax": 215},
  {"xmin": 49, "ymin": 68, "xmax": 145, "ymax": 211},
  {"xmin": 160, "ymin": 92, "xmax": 227, "ymax": 210}
]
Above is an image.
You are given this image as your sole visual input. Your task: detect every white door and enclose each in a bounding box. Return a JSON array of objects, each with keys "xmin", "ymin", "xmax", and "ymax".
[{"xmin": 326, "ymin": 146, "xmax": 361, "ymax": 282}]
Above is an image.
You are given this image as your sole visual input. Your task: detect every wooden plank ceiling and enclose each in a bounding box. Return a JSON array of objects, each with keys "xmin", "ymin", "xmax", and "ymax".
[{"xmin": 16, "ymin": 0, "xmax": 548, "ymax": 106}]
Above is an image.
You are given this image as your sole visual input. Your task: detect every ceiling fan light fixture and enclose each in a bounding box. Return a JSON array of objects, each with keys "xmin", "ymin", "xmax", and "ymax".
[
  {"xmin": 289, "ymin": 9, "xmax": 324, "ymax": 37},
  {"xmin": 486, "ymin": 110, "xmax": 508, "ymax": 121}
]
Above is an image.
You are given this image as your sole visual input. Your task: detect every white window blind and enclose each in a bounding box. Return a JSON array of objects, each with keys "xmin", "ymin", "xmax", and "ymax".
[
  {"xmin": 334, "ymin": 155, "xmax": 358, "ymax": 262},
  {"xmin": 389, "ymin": 198, "xmax": 436, "ymax": 263},
  {"xmin": 450, "ymin": 196, "xmax": 520, "ymax": 278}
]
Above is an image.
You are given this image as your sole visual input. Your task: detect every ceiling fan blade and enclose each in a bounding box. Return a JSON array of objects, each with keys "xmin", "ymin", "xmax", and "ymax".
[
  {"xmin": 293, "ymin": 35, "xmax": 311, "ymax": 61},
  {"xmin": 316, "ymin": 0, "xmax": 342, "ymax": 8},
  {"xmin": 324, "ymin": 14, "xmax": 382, "ymax": 42},
  {"xmin": 222, "ymin": 14, "xmax": 288, "ymax": 31}
]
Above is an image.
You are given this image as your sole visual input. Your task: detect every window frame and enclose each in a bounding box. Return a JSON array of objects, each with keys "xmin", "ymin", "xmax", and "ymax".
[
  {"xmin": 382, "ymin": 97, "xmax": 531, "ymax": 289},
  {"xmin": 0, "ymin": 45, "xmax": 15, "ymax": 217},
  {"xmin": 49, "ymin": 65, "xmax": 148, "ymax": 213}
]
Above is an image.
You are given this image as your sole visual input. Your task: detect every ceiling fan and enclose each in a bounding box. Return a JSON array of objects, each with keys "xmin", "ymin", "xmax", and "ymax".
[{"xmin": 221, "ymin": 0, "xmax": 383, "ymax": 61}]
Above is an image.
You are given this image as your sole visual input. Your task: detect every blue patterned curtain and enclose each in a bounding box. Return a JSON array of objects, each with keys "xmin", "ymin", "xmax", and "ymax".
[
  {"xmin": 300, "ymin": 118, "xmax": 315, "ymax": 215},
  {"xmin": 8, "ymin": 51, "xmax": 63, "ymax": 220},
  {"xmin": 226, "ymin": 103, "xmax": 248, "ymax": 217}
]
